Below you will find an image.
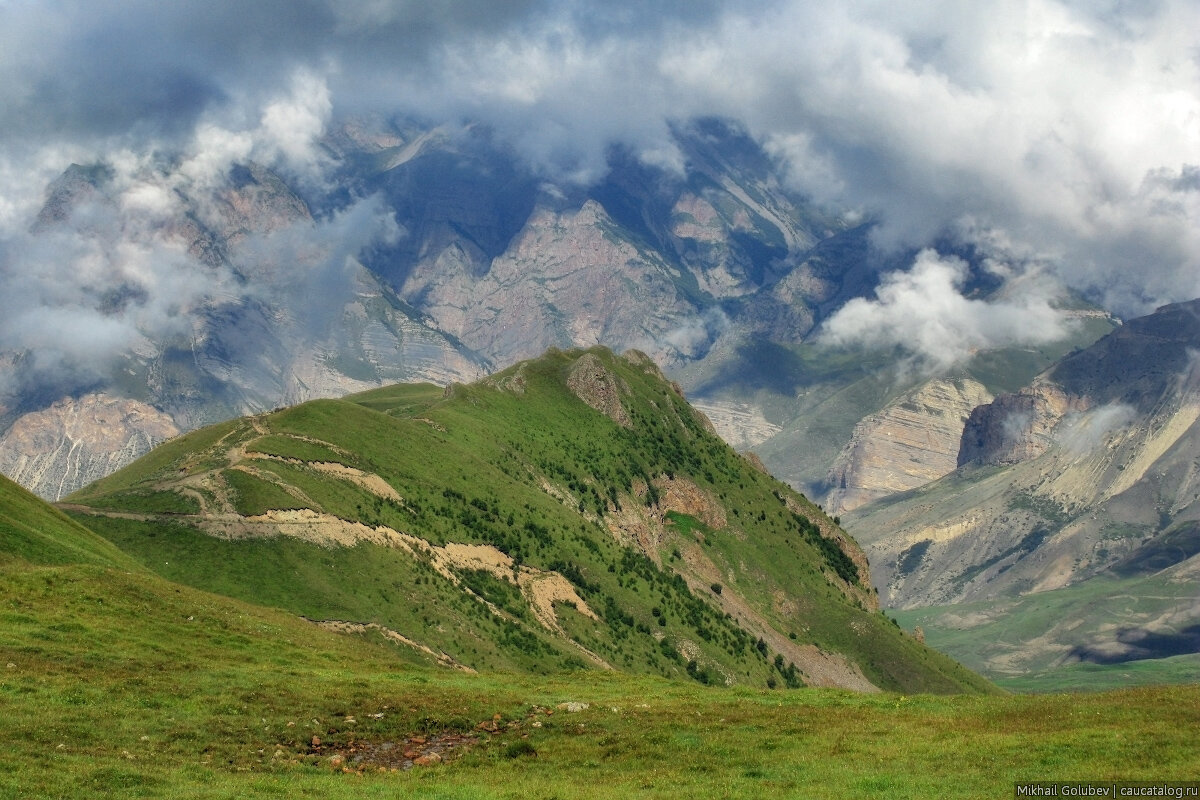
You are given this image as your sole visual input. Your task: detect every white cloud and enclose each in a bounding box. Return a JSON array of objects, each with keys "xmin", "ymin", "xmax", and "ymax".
[
  {"xmin": 1055, "ymin": 403, "xmax": 1137, "ymax": 455},
  {"xmin": 256, "ymin": 68, "xmax": 334, "ymax": 184},
  {"xmin": 819, "ymin": 249, "xmax": 1073, "ymax": 371},
  {"xmin": 647, "ymin": 307, "xmax": 732, "ymax": 362},
  {"xmin": 2, "ymin": 0, "xmax": 1199, "ymax": 322}
]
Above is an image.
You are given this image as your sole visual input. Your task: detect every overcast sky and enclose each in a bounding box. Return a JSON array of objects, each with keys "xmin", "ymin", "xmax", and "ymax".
[{"xmin": 1, "ymin": 0, "xmax": 1198, "ymax": 381}]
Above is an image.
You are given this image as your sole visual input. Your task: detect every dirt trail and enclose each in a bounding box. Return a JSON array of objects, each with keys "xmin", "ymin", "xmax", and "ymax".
[
  {"xmin": 54, "ymin": 503, "xmax": 157, "ymax": 521},
  {"xmin": 314, "ymin": 620, "xmax": 476, "ymax": 672}
]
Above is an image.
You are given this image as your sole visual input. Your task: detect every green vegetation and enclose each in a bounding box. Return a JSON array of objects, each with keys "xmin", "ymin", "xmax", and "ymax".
[
  {"xmin": 222, "ymin": 469, "xmax": 307, "ymax": 516},
  {"xmin": 0, "ymin": 473, "xmax": 136, "ymax": 569},
  {"xmin": 5, "ymin": 388, "xmax": 1197, "ymax": 797},
  {"xmin": 66, "ymin": 346, "xmax": 986, "ymax": 694},
  {"xmin": 893, "ymin": 573, "xmax": 1200, "ymax": 692},
  {"xmin": 2, "ymin": 552, "xmax": 1197, "ymax": 799},
  {"xmin": 245, "ymin": 434, "xmax": 347, "ymax": 464}
]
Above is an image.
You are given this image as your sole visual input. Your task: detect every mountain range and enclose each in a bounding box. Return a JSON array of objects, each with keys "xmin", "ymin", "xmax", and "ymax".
[
  {"xmin": 0, "ymin": 116, "xmax": 1111, "ymax": 503},
  {"xmin": 848, "ymin": 299, "xmax": 1200, "ymax": 686}
]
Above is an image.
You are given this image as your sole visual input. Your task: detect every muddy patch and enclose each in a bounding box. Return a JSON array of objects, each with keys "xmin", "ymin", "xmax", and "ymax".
[{"xmin": 315, "ymin": 706, "xmax": 566, "ymax": 774}]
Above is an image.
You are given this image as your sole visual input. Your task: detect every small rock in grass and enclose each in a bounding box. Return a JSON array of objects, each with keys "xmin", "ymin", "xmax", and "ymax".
[{"xmin": 556, "ymin": 702, "xmax": 589, "ymax": 713}]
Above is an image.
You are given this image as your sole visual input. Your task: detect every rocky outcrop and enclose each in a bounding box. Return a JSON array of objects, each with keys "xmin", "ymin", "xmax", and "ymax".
[
  {"xmin": 824, "ymin": 378, "xmax": 992, "ymax": 514},
  {"xmin": 566, "ymin": 352, "xmax": 631, "ymax": 427},
  {"xmin": 657, "ymin": 475, "xmax": 728, "ymax": 530},
  {"xmin": 957, "ymin": 381, "xmax": 1084, "ymax": 467},
  {"xmin": 0, "ymin": 393, "xmax": 179, "ymax": 500}
]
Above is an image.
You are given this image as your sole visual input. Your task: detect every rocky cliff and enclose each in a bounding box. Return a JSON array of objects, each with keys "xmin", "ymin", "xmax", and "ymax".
[
  {"xmin": 0, "ymin": 394, "xmax": 179, "ymax": 501},
  {"xmin": 823, "ymin": 378, "xmax": 992, "ymax": 514}
]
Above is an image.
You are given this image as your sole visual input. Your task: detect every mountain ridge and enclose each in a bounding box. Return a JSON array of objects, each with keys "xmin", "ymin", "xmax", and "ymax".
[
  {"xmin": 63, "ymin": 345, "xmax": 990, "ymax": 694},
  {"xmin": 846, "ymin": 299, "xmax": 1200, "ymax": 684}
]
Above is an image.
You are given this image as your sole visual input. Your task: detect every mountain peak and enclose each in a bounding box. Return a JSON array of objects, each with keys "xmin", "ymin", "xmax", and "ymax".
[{"xmin": 62, "ymin": 347, "xmax": 990, "ymax": 694}]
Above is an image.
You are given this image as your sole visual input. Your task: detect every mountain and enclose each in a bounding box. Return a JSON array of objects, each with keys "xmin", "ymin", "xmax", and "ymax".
[
  {"xmin": 7, "ymin": 463, "xmax": 1197, "ymax": 797},
  {"xmin": 846, "ymin": 299, "xmax": 1200, "ymax": 684},
  {"xmin": 0, "ymin": 114, "xmax": 1114, "ymax": 509},
  {"xmin": 62, "ymin": 346, "xmax": 989, "ymax": 694}
]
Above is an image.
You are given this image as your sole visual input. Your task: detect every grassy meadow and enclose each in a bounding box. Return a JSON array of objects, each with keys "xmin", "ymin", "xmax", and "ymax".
[
  {"xmin": 4, "ymin": 342, "xmax": 1197, "ymax": 798},
  {"xmin": 4, "ymin": 557, "xmax": 1198, "ymax": 800}
]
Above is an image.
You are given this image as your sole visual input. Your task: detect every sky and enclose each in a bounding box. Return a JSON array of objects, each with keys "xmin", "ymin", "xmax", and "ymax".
[{"xmin": 1, "ymin": 0, "xmax": 1199, "ymax": 384}]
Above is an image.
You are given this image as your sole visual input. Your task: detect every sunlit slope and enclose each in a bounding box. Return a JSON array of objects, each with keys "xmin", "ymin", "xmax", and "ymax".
[
  {"xmin": 3, "ymin": 555, "xmax": 1194, "ymax": 798},
  {"xmin": 66, "ymin": 346, "xmax": 991, "ymax": 694},
  {"xmin": 0, "ymin": 471, "xmax": 137, "ymax": 569}
]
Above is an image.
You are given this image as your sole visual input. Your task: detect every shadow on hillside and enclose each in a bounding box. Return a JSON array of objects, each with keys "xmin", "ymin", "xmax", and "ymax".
[{"xmin": 1070, "ymin": 623, "xmax": 1200, "ymax": 664}]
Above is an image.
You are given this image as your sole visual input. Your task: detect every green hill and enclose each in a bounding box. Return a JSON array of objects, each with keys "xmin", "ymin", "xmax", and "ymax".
[
  {"xmin": 0, "ymin": 471, "xmax": 137, "ymax": 569},
  {"xmin": 4, "ymin": 398, "xmax": 1200, "ymax": 798},
  {"xmin": 65, "ymin": 346, "xmax": 987, "ymax": 694}
]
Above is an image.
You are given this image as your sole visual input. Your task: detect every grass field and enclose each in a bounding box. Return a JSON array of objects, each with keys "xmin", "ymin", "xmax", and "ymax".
[
  {"xmin": 3, "ymin": 446, "xmax": 1198, "ymax": 798},
  {"xmin": 4, "ymin": 556, "xmax": 1198, "ymax": 800}
]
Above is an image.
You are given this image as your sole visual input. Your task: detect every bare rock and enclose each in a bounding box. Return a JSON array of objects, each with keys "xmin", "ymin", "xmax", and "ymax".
[
  {"xmin": 566, "ymin": 353, "xmax": 631, "ymax": 428},
  {"xmin": 825, "ymin": 378, "xmax": 993, "ymax": 514},
  {"xmin": 958, "ymin": 381, "xmax": 1085, "ymax": 467},
  {"xmin": 0, "ymin": 393, "xmax": 179, "ymax": 500}
]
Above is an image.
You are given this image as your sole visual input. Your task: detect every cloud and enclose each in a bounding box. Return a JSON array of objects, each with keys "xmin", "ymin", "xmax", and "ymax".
[
  {"xmin": 1, "ymin": 0, "xmax": 1199, "ymax": 320},
  {"xmin": 655, "ymin": 307, "xmax": 732, "ymax": 361},
  {"xmin": 818, "ymin": 249, "xmax": 1074, "ymax": 371},
  {"xmin": 230, "ymin": 194, "xmax": 403, "ymax": 335},
  {"xmin": 1055, "ymin": 403, "xmax": 1137, "ymax": 455}
]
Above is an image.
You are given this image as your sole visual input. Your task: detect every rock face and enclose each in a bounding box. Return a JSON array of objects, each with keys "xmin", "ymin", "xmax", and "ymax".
[
  {"xmin": 0, "ymin": 394, "xmax": 179, "ymax": 501},
  {"xmin": 848, "ymin": 299, "xmax": 1200, "ymax": 611},
  {"xmin": 824, "ymin": 378, "xmax": 993, "ymax": 514},
  {"xmin": 957, "ymin": 382, "xmax": 1083, "ymax": 467},
  {"xmin": 402, "ymin": 200, "xmax": 694, "ymax": 364},
  {"xmin": 566, "ymin": 352, "xmax": 632, "ymax": 428}
]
